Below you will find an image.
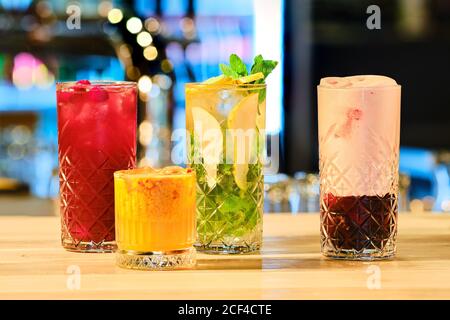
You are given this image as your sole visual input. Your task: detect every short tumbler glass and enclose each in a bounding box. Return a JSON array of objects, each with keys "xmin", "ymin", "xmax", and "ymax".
[{"xmin": 114, "ymin": 167, "xmax": 197, "ymax": 270}]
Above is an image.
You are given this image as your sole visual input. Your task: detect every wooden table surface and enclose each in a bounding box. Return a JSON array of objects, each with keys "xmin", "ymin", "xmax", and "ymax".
[{"xmin": 0, "ymin": 213, "xmax": 449, "ymax": 300}]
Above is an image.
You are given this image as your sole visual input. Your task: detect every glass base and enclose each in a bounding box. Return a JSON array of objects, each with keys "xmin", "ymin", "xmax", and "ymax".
[
  {"xmin": 62, "ymin": 239, "xmax": 116, "ymax": 253},
  {"xmin": 195, "ymin": 243, "xmax": 260, "ymax": 255},
  {"xmin": 322, "ymin": 247, "xmax": 396, "ymax": 261},
  {"xmin": 116, "ymin": 247, "xmax": 196, "ymax": 270}
]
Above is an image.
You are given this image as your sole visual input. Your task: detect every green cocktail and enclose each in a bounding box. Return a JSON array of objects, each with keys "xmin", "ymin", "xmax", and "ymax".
[{"xmin": 186, "ymin": 54, "xmax": 277, "ymax": 254}]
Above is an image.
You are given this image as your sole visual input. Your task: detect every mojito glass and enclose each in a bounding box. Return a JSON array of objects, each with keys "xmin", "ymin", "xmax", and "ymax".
[
  {"xmin": 186, "ymin": 83, "xmax": 266, "ymax": 254},
  {"xmin": 318, "ymin": 75, "xmax": 401, "ymax": 260},
  {"xmin": 57, "ymin": 80, "xmax": 137, "ymax": 252}
]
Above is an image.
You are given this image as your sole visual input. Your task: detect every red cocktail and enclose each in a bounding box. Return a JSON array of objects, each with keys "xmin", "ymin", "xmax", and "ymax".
[{"xmin": 57, "ymin": 80, "xmax": 137, "ymax": 252}]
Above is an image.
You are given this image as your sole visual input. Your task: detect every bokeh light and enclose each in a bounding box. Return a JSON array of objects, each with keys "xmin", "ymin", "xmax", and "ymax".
[
  {"xmin": 12, "ymin": 52, "xmax": 54, "ymax": 90},
  {"xmin": 138, "ymin": 120, "xmax": 153, "ymax": 146},
  {"xmin": 161, "ymin": 59, "xmax": 173, "ymax": 73},
  {"xmin": 126, "ymin": 66, "xmax": 141, "ymax": 80},
  {"xmin": 136, "ymin": 31, "xmax": 153, "ymax": 47},
  {"xmin": 143, "ymin": 46, "xmax": 158, "ymax": 61},
  {"xmin": 145, "ymin": 17, "xmax": 161, "ymax": 34},
  {"xmin": 107, "ymin": 8, "xmax": 123, "ymax": 24},
  {"xmin": 118, "ymin": 44, "xmax": 132, "ymax": 59},
  {"xmin": 126, "ymin": 17, "xmax": 143, "ymax": 34},
  {"xmin": 138, "ymin": 75, "xmax": 152, "ymax": 93},
  {"xmin": 153, "ymin": 74, "xmax": 173, "ymax": 90},
  {"xmin": 98, "ymin": 1, "xmax": 113, "ymax": 17}
]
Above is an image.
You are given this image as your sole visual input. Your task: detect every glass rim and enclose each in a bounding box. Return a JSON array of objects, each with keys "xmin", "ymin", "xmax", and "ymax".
[
  {"xmin": 114, "ymin": 167, "xmax": 195, "ymax": 179},
  {"xmin": 56, "ymin": 80, "xmax": 137, "ymax": 90},
  {"xmin": 317, "ymin": 84, "xmax": 401, "ymax": 90},
  {"xmin": 185, "ymin": 82, "xmax": 266, "ymax": 90}
]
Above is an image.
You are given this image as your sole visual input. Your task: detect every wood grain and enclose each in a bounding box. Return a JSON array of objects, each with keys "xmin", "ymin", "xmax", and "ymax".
[{"xmin": 0, "ymin": 213, "xmax": 449, "ymax": 299}]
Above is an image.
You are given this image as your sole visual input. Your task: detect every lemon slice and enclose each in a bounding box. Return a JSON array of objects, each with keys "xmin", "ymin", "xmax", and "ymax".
[
  {"xmin": 256, "ymin": 98, "xmax": 266, "ymax": 161},
  {"xmin": 237, "ymin": 72, "xmax": 264, "ymax": 84},
  {"xmin": 203, "ymin": 73, "xmax": 264, "ymax": 85},
  {"xmin": 191, "ymin": 107, "xmax": 223, "ymax": 188},
  {"xmin": 227, "ymin": 93, "xmax": 259, "ymax": 190},
  {"xmin": 203, "ymin": 74, "xmax": 234, "ymax": 85}
]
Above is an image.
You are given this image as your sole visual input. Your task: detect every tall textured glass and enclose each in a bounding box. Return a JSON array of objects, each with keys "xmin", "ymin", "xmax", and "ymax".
[
  {"xmin": 186, "ymin": 83, "xmax": 266, "ymax": 254},
  {"xmin": 57, "ymin": 81, "xmax": 137, "ymax": 252},
  {"xmin": 318, "ymin": 75, "xmax": 401, "ymax": 260}
]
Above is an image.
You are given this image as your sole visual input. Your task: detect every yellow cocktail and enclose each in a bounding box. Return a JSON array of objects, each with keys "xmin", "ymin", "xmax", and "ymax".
[{"xmin": 114, "ymin": 166, "xmax": 196, "ymax": 270}]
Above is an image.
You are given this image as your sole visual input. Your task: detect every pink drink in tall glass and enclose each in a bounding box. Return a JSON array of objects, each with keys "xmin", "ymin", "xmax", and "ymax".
[
  {"xmin": 318, "ymin": 75, "xmax": 401, "ymax": 260},
  {"xmin": 57, "ymin": 80, "xmax": 137, "ymax": 252}
]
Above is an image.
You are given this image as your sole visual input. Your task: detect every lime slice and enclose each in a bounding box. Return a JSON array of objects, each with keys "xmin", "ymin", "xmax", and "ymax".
[
  {"xmin": 191, "ymin": 107, "xmax": 223, "ymax": 188},
  {"xmin": 227, "ymin": 93, "xmax": 259, "ymax": 190},
  {"xmin": 237, "ymin": 72, "xmax": 264, "ymax": 84}
]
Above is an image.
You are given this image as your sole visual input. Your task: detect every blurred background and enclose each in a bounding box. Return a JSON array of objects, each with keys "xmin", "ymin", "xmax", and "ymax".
[{"xmin": 0, "ymin": 0, "xmax": 448, "ymax": 215}]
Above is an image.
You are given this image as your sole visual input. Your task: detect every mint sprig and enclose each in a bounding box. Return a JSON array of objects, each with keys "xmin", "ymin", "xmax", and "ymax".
[
  {"xmin": 219, "ymin": 53, "xmax": 278, "ymax": 103},
  {"xmin": 220, "ymin": 54, "xmax": 247, "ymax": 78},
  {"xmin": 250, "ymin": 54, "xmax": 278, "ymax": 83}
]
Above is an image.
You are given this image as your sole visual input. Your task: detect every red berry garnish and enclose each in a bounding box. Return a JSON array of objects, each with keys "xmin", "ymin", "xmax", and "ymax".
[
  {"xmin": 72, "ymin": 80, "xmax": 91, "ymax": 91},
  {"xmin": 349, "ymin": 108, "xmax": 363, "ymax": 120},
  {"xmin": 76, "ymin": 80, "xmax": 91, "ymax": 85},
  {"xmin": 88, "ymin": 86, "xmax": 109, "ymax": 102}
]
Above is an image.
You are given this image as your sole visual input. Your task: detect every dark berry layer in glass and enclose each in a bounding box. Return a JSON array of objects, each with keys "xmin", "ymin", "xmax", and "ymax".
[{"xmin": 321, "ymin": 193, "xmax": 397, "ymax": 251}]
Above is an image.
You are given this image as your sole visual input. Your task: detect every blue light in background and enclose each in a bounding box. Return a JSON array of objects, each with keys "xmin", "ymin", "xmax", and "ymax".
[
  {"xmin": 400, "ymin": 147, "xmax": 450, "ymax": 211},
  {"xmin": 195, "ymin": 0, "xmax": 254, "ymax": 16},
  {"xmin": 0, "ymin": 0, "xmax": 32, "ymax": 10},
  {"xmin": 0, "ymin": 85, "xmax": 55, "ymax": 111},
  {"xmin": 162, "ymin": 0, "xmax": 188, "ymax": 16},
  {"xmin": 33, "ymin": 109, "xmax": 58, "ymax": 197},
  {"xmin": 135, "ymin": 0, "xmax": 156, "ymax": 16},
  {"xmin": 400, "ymin": 147, "xmax": 436, "ymax": 179},
  {"xmin": 434, "ymin": 165, "xmax": 450, "ymax": 211}
]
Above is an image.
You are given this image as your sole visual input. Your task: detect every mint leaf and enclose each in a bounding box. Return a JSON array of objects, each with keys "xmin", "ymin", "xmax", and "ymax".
[
  {"xmin": 220, "ymin": 194, "xmax": 243, "ymax": 213},
  {"xmin": 258, "ymin": 88, "xmax": 266, "ymax": 104},
  {"xmin": 251, "ymin": 59, "xmax": 278, "ymax": 81},
  {"xmin": 229, "ymin": 54, "xmax": 248, "ymax": 77},
  {"xmin": 250, "ymin": 54, "xmax": 264, "ymax": 74},
  {"xmin": 220, "ymin": 63, "xmax": 238, "ymax": 78},
  {"xmin": 261, "ymin": 60, "xmax": 278, "ymax": 78}
]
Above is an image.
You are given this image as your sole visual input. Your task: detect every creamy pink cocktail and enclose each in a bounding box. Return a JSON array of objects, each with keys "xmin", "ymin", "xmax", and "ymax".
[{"xmin": 318, "ymin": 75, "xmax": 401, "ymax": 260}]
